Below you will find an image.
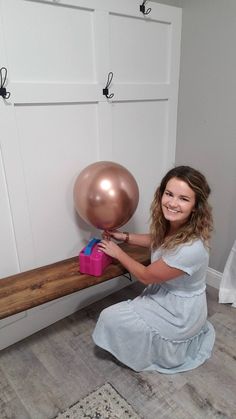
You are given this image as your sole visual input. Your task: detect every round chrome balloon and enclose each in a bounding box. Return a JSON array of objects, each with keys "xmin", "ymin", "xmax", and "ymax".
[{"xmin": 73, "ymin": 161, "xmax": 139, "ymax": 230}]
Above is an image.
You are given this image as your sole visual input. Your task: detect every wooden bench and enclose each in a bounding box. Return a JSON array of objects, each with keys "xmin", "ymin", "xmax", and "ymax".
[{"xmin": 0, "ymin": 244, "xmax": 150, "ymax": 320}]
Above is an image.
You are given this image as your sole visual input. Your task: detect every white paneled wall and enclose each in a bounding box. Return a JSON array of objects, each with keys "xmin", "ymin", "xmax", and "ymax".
[{"xmin": 0, "ymin": 0, "xmax": 181, "ymax": 348}]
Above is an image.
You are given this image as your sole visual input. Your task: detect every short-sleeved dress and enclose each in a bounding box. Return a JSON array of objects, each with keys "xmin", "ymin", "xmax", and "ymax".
[{"xmin": 92, "ymin": 239, "xmax": 215, "ymax": 374}]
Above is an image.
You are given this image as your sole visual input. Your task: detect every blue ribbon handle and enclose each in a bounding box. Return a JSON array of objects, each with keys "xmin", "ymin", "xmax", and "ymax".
[{"xmin": 84, "ymin": 238, "xmax": 101, "ymax": 256}]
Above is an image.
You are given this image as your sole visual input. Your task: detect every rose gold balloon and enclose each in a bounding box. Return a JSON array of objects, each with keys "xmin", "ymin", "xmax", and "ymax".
[{"xmin": 73, "ymin": 161, "xmax": 139, "ymax": 230}]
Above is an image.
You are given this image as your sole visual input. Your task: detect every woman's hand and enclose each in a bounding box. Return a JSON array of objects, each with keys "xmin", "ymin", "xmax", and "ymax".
[
  {"xmin": 103, "ymin": 230, "xmax": 125, "ymax": 241},
  {"xmin": 98, "ymin": 239, "xmax": 122, "ymax": 260},
  {"xmin": 103, "ymin": 230, "xmax": 151, "ymax": 248}
]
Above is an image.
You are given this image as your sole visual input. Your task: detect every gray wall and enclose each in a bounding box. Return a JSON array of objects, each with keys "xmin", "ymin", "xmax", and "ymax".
[{"xmin": 154, "ymin": 0, "xmax": 236, "ymax": 272}]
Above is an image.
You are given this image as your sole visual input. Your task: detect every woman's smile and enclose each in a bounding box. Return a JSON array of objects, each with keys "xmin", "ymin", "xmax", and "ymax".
[{"xmin": 166, "ymin": 207, "xmax": 180, "ymax": 213}]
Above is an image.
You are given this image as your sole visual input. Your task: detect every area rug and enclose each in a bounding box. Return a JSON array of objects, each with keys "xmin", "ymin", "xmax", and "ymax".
[{"xmin": 55, "ymin": 382, "xmax": 141, "ymax": 418}]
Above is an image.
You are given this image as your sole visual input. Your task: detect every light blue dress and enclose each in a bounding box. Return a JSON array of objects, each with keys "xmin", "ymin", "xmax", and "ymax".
[{"xmin": 92, "ymin": 239, "xmax": 215, "ymax": 374}]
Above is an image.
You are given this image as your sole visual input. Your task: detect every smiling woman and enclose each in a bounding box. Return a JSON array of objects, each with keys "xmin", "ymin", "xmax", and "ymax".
[
  {"xmin": 161, "ymin": 177, "xmax": 196, "ymax": 231},
  {"xmin": 93, "ymin": 166, "xmax": 215, "ymax": 374}
]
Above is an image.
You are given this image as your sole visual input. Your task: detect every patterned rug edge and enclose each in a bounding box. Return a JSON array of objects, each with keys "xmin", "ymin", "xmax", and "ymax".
[{"xmin": 54, "ymin": 382, "xmax": 141, "ymax": 418}]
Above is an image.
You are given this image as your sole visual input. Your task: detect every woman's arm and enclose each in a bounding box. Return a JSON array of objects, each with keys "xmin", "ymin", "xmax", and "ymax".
[
  {"xmin": 98, "ymin": 239, "xmax": 184, "ymax": 285},
  {"xmin": 104, "ymin": 230, "xmax": 151, "ymax": 248}
]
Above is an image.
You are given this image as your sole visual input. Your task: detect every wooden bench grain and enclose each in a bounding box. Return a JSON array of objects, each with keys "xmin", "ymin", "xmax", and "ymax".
[{"xmin": 0, "ymin": 244, "xmax": 150, "ymax": 320}]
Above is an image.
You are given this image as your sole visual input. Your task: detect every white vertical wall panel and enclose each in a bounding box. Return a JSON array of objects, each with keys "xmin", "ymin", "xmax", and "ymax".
[
  {"xmin": 0, "ymin": 1, "xmax": 19, "ymax": 278},
  {"xmin": 0, "ymin": 153, "xmax": 19, "ymax": 277},
  {"xmin": 0, "ymin": 0, "xmax": 102, "ymax": 272},
  {"xmin": 2, "ymin": 0, "xmax": 100, "ymax": 104},
  {"xmin": 111, "ymin": 100, "xmax": 168, "ymax": 232},
  {"xmin": 108, "ymin": 5, "xmax": 181, "ymax": 233},
  {"xmin": 14, "ymin": 103, "xmax": 99, "ymax": 267},
  {"xmin": 2, "ymin": 1, "xmax": 95, "ymax": 83},
  {"xmin": 109, "ymin": 14, "xmax": 170, "ymax": 84}
]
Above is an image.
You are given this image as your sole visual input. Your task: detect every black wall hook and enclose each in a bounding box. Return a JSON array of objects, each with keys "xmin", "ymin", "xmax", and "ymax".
[
  {"xmin": 0, "ymin": 67, "xmax": 11, "ymax": 99},
  {"xmin": 103, "ymin": 72, "xmax": 114, "ymax": 99},
  {"xmin": 140, "ymin": 1, "xmax": 151, "ymax": 15}
]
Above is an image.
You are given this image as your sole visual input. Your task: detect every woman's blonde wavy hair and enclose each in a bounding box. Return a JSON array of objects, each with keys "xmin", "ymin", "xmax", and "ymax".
[{"xmin": 150, "ymin": 166, "xmax": 213, "ymax": 250}]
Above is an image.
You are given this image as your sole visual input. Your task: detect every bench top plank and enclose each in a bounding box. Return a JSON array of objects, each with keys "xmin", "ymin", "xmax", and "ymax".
[{"xmin": 0, "ymin": 244, "xmax": 150, "ymax": 320}]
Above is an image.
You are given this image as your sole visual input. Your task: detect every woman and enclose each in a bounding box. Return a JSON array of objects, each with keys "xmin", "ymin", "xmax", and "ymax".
[{"xmin": 92, "ymin": 166, "xmax": 215, "ymax": 373}]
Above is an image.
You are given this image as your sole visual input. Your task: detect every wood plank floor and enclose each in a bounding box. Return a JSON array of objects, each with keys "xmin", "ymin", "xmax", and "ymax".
[{"xmin": 0, "ymin": 283, "xmax": 235, "ymax": 419}]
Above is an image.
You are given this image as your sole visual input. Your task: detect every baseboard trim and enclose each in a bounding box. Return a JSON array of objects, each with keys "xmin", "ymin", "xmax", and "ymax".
[{"xmin": 206, "ymin": 267, "xmax": 222, "ymax": 290}]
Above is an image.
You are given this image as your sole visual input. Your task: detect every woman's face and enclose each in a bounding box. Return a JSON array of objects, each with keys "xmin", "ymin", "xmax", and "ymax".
[{"xmin": 161, "ymin": 177, "xmax": 196, "ymax": 231}]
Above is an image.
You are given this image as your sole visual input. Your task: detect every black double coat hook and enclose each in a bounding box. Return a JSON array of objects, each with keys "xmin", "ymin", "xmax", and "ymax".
[{"xmin": 140, "ymin": 1, "xmax": 151, "ymax": 15}]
